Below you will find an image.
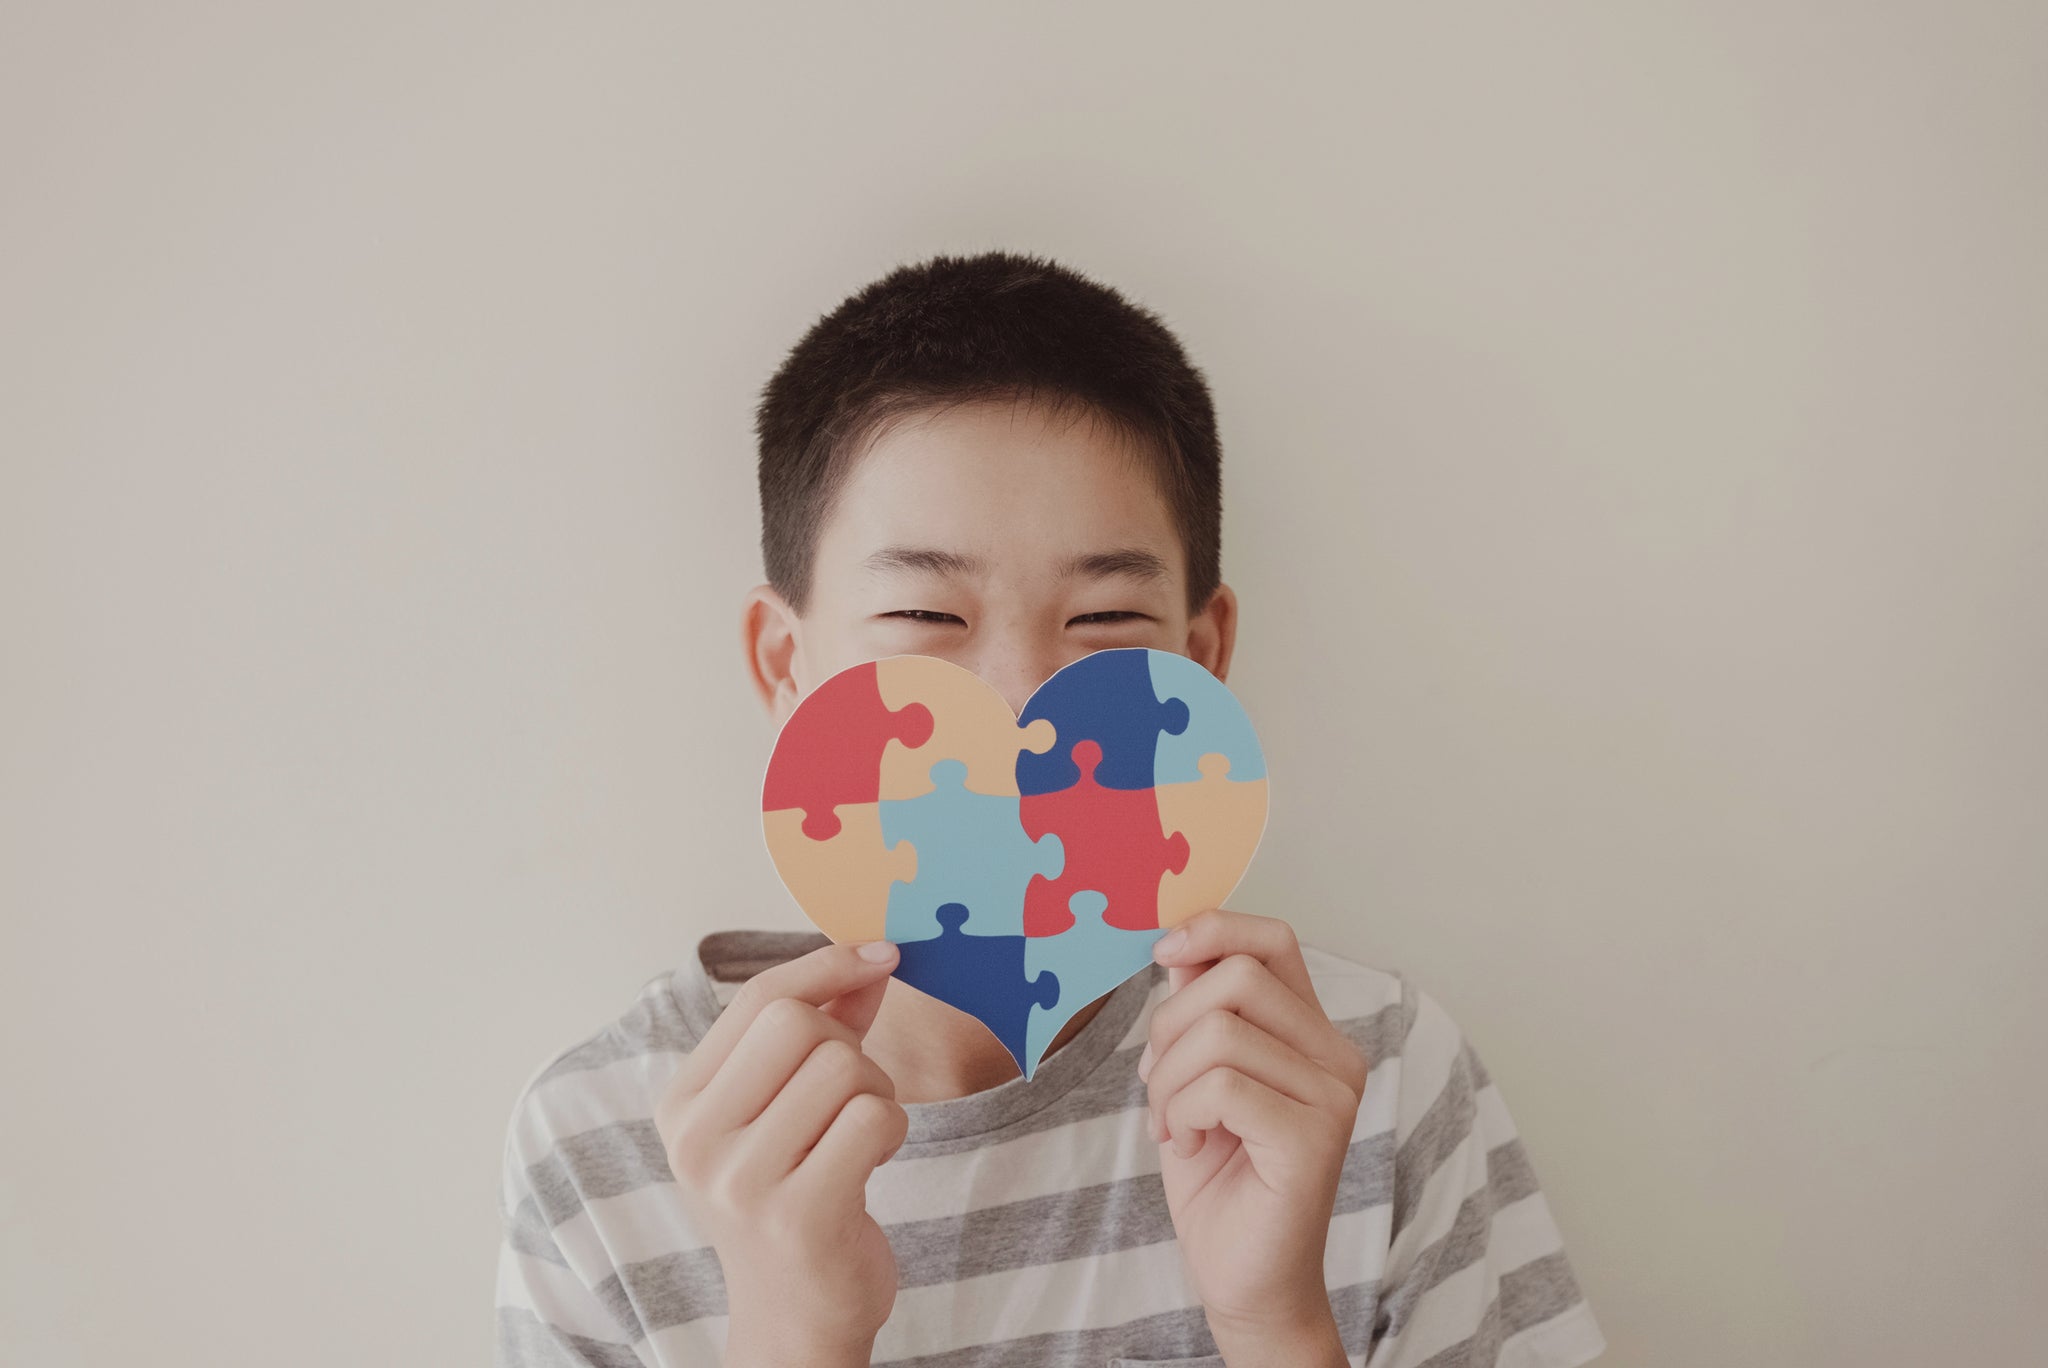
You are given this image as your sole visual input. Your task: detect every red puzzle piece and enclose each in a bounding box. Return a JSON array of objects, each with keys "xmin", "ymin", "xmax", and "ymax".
[
  {"xmin": 1019, "ymin": 740, "xmax": 1190, "ymax": 935},
  {"xmin": 762, "ymin": 661, "xmax": 935, "ymax": 841}
]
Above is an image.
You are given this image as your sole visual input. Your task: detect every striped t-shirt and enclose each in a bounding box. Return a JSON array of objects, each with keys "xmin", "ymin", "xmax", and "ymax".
[{"xmin": 496, "ymin": 929, "xmax": 1607, "ymax": 1368}]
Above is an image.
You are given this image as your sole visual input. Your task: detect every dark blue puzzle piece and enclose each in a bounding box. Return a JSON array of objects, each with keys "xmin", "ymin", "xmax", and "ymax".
[
  {"xmin": 892, "ymin": 903, "xmax": 1062, "ymax": 1077},
  {"xmin": 1016, "ymin": 648, "xmax": 1190, "ymax": 795}
]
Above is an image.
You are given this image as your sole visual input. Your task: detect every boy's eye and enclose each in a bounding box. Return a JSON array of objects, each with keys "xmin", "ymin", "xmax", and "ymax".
[
  {"xmin": 1068, "ymin": 611, "xmax": 1148, "ymax": 626},
  {"xmin": 883, "ymin": 609, "xmax": 966, "ymax": 626}
]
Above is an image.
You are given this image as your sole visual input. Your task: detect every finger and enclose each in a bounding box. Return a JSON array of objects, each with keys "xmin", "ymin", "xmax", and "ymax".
[
  {"xmin": 792, "ymin": 1090, "xmax": 909, "ymax": 1200},
  {"xmin": 1146, "ymin": 1009, "xmax": 1357, "ymax": 1146},
  {"xmin": 733, "ymin": 1036, "xmax": 898, "ymax": 1182},
  {"xmin": 682, "ymin": 996, "xmax": 867, "ymax": 1140},
  {"xmin": 1152, "ymin": 908, "xmax": 1322, "ymax": 1010},
  {"xmin": 1162, "ymin": 1065, "xmax": 1312, "ymax": 1160},
  {"xmin": 819, "ymin": 967, "xmax": 893, "ymax": 1039},
  {"xmin": 669, "ymin": 940, "xmax": 899, "ymax": 1098},
  {"xmin": 1144, "ymin": 951, "xmax": 1351, "ymax": 1084}
]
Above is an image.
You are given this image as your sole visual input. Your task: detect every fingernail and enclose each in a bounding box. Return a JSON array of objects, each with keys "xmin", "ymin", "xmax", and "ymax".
[
  {"xmin": 857, "ymin": 940, "xmax": 898, "ymax": 963},
  {"xmin": 1154, "ymin": 929, "xmax": 1187, "ymax": 959},
  {"xmin": 1137, "ymin": 1042, "xmax": 1154, "ymax": 1080},
  {"xmin": 1172, "ymin": 1129, "xmax": 1201, "ymax": 1159}
]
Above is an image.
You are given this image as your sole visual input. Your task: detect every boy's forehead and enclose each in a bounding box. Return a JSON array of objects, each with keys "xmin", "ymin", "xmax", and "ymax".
[{"xmin": 815, "ymin": 398, "xmax": 1184, "ymax": 575}]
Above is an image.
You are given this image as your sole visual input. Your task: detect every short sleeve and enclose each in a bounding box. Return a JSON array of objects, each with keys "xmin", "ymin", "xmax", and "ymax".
[
  {"xmin": 494, "ymin": 1093, "xmax": 648, "ymax": 1368},
  {"xmin": 1361, "ymin": 978, "xmax": 1606, "ymax": 1368}
]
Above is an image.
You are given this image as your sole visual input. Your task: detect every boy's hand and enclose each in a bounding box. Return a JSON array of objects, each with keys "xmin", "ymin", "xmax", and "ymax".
[
  {"xmin": 655, "ymin": 939, "xmax": 908, "ymax": 1368},
  {"xmin": 1140, "ymin": 909, "xmax": 1369, "ymax": 1365}
]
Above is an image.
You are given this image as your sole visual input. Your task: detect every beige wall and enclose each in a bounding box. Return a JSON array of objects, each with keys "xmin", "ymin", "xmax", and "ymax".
[{"xmin": 5, "ymin": 3, "xmax": 2043, "ymax": 1363}]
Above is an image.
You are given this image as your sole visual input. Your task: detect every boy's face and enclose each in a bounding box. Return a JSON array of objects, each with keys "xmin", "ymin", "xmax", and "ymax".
[{"xmin": 743, "ymin": 396, "xmax": 1236, "ymax": 721}]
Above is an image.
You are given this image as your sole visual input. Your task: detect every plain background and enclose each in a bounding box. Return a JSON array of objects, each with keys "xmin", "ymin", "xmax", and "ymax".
[{"xmin": 4, "ymin": 3, "xmax": 2043, "ymax": 1364}]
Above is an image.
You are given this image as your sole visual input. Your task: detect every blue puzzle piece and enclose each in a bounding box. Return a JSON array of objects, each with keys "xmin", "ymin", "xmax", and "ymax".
[
  {"xmin": 1022, "ymin": 890, "xmax": 1163, "ymax": 1072},
  {"xmin": 880, "ymin": 760, "xmax": 1065, "ymax": 942},
  {"xmin": 1147, "ymin": 650, "xmax": 1267, "ymax": 786},
  {"xmin": 1016, "ymin": 648, "xmax": 1190, "ymax": 795},
  {"xmin": 894, "ymin": 903, "xmax": 1061, "ymax": 1077}
]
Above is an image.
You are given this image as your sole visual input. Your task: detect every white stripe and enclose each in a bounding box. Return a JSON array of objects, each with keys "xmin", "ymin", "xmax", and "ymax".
[
  {"xmin": 512, "ymin": 1049, "xmax": 687, "ymax": 1163},
  {"xmin": 645, "ymin": 1312, "xmax": 727, "ymax": 1364},
  {"xmin": 1394, "ymin": 985, "xmax": 1466, "ymax": 1143},
  {"xmin": 631, "ymin": 1202, "xmax": 1393, "ymax": 1365},
  {"xmin": 1120, "ymin": 951, "xmax": 1400, "ymax": 1053},
  {"xmin": 1371, "ymin": 1191, "xmax": 1579, "ymax": 1368},
  {"xmin": 494, "ymin": 1242, "xmax": 629, "ymax": 1343},
  {"xmin": 1327, "ymin": 1200, "xmax": 1394, "ymax": 1288},
  {"xmin": 1300, "ymin": 947, "xmax": 1404, "ymax": 1021},
  {"xmin": 543, "ymin": 1182, "xmax": 691, "ymax": 1275},
  {"xmin": 1386, "ymin": 1126, "xmax": 1480, "ymax": 1273},
  {"xmin": 1488, "ymin": 1189, "xmax": 1569, "ymax": 1273},
  {"xmin": 1355, "ymin": 1053, "xmax": 1403, "ymax": 1144},
  {"xmin": 1474, "ymin": 1077, "xmax": 1519, "ymax": 1148},
  {"xmin": 874, "ymin": 1107, "xmax": 1162, "ymax": 1220},
  {"xmin": 1377, "ymin": 1250, "xmax": 1498, "ymax": 1368},
  {"xmin": 1498, "ymin": 1297, "xmax": 1606, "ymax": 1368},
  {"xmin": 506, "ymin": 954, "xmax": 1394, "ymax": 1183},
  {"xmin": 518, "ymin": 1009, "xmax": 1410, "ymax": 1275}
]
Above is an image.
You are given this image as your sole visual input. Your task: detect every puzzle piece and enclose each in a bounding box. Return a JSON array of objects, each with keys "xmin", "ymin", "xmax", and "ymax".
[
  {"xmin": 1023, "ymin": 890, "xmax": 1163, "ymax": 1071},
  {"xmin": 880, "ymin": 759, "xmax": 1065, "ymax": 942},
  {"xmin": 875, "ymin": 654, "xmax": 1058, "ymax": 799},
  {"xmin": 1147, "ymin": 650, "xmax": 1267, "ymax": 786},
  {"xmin": 1016, "ymin": 647, "xmax": 1190, "ymax": 795},
  {"xmin": 762, "ymin": 803, "xmax": 918, "ymax": 943},
  {"xmin": 762, "ymin": 661, "xmax": 935, "ymax": 841},
  {"xmin": 1020, "ymin": 740, "xmax": 1190, "ymax": 935},
  {"xmin": 892, "ymin": 903, "xmax": 1061, "ymax": 1078},
  {"xmin": 1155, "ymin": 753, "xmax": 1269, "ymax": 929}
]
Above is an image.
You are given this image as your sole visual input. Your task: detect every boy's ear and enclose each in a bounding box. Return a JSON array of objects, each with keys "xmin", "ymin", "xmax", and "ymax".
[
  {"xmin": 741, "ymin": 584, "xmax": 804, "ymax": 720},
  {"xmin": 1185, "ymin": 582, "xmax": 1239, "ymax": 684}
]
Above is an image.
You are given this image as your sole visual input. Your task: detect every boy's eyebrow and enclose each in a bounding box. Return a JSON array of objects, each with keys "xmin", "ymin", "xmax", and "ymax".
[{"xmin": 862, "ymin": 545, "xmax": 1173, "ymax": 585}]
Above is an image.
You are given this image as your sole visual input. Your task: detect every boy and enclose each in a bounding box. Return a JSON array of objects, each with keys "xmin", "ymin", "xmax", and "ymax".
[{"xmin": 495, "ymin": 251, "xmax": 1607, "ymax": 1368}]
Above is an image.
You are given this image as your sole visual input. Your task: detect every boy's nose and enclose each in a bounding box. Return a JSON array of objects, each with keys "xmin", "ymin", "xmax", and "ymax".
[{"xmin": 970, "ymin": 647, "xmax": 1063, "ymax": 718}]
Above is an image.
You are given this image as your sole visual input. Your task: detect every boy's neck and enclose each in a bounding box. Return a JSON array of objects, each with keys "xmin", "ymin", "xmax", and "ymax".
[{"xmin": 863, "ymin": 979, "xmax": 1109, "ymax": 1103}]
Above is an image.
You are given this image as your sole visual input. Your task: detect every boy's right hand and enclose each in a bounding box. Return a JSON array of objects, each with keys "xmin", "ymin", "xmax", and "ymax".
[{"xmin": 655, "ymin": 939, "xmax": 907, "ymax": 1367}]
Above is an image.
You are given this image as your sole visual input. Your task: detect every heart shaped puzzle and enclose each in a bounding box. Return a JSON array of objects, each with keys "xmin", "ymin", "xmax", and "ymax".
[{"xmin": 761, "ymin": 648, "xmax": 1268, "ymax": 1079}]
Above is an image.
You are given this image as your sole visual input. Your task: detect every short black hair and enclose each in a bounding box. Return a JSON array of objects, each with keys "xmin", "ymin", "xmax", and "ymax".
[{"xmin": 754, "ymin": 250, "xmax": 1222, "ymax": 615}]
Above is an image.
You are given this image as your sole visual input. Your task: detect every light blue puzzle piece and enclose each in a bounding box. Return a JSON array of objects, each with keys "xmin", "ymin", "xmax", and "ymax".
[
  {"xmin": 880, "ymin": 759, "xmax": 1065, "ymax": 943},
  {"xmin": 1147, "ymin": 650, "xmax": 1267, "ymax": 786},
  {"xmin": 1023, "ymin": 890, "xmax": 1162, "ymax": 1070}
]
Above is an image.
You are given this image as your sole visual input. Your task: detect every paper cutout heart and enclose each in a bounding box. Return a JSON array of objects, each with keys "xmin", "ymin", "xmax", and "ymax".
[{"xmin": 761, "ymin": 648, "xmax": 1268, "ymax": 1079}]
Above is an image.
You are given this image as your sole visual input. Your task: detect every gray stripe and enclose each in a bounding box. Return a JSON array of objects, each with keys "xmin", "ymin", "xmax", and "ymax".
[
  {"xmin": 517, "ymin": 1000, "xmax": 1407, "ymax": 1221},
  {"xmin": 516, "ymin": 988, "xmax": 1421, "ymax": 1348},
  {"xmin": 525, "ymin": 1120, "xmax": 673, "ymax": 1229},
  {"xmin": 1374, "ymin": 1128, "xmax": 1574, "ymax": 1348},
  {"xmin": 1487, "ymin": 1132, "xmax": 1541, "ymax": 1209},
  {"xmin": 597, "ymin": 1127, "xmax": 1398, "ymax": 1340},
  {"xmin": 1390, "ymin": 1033, "xmax": 1479, "ymax": 1244},
  {"xmin": 1496, "ymin": 1249, "xmax": 1588, "ymax": 1341},
  {"xmin": 494, "ymin": 1304, "xmax": 642, "ymax": 1368},
  {"xmin": 532, "ymin": 974, "xmax": 699, "ymax": 1086},
  {"xmin": 1407, "ymin": 1252, "xmax": 1589, "ymax": 1368},
  {"xmin": 868, "ymin": 1279, "xmax": 1388, "ymax": 1367},
  {"xmin": 1376, "ymin": 1150, "xmax": 1496, "ymax": 1343},
  {"xmin": 904, "ymin": 998, "xmax": 1405, "ymax": 1160},
  {"xmin": 507, "ymin": 1194, "xmax": 571, "ymax": 1268},
  {"xmin": 592, "ymin": 1249, "xmax": 723, "ymax": 1345}
]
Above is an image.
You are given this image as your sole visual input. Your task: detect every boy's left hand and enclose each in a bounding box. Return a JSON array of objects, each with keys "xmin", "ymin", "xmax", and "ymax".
[{"xmin": 1139, "ymin": 908, "xmax": 1370, "ymax": 1360}]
